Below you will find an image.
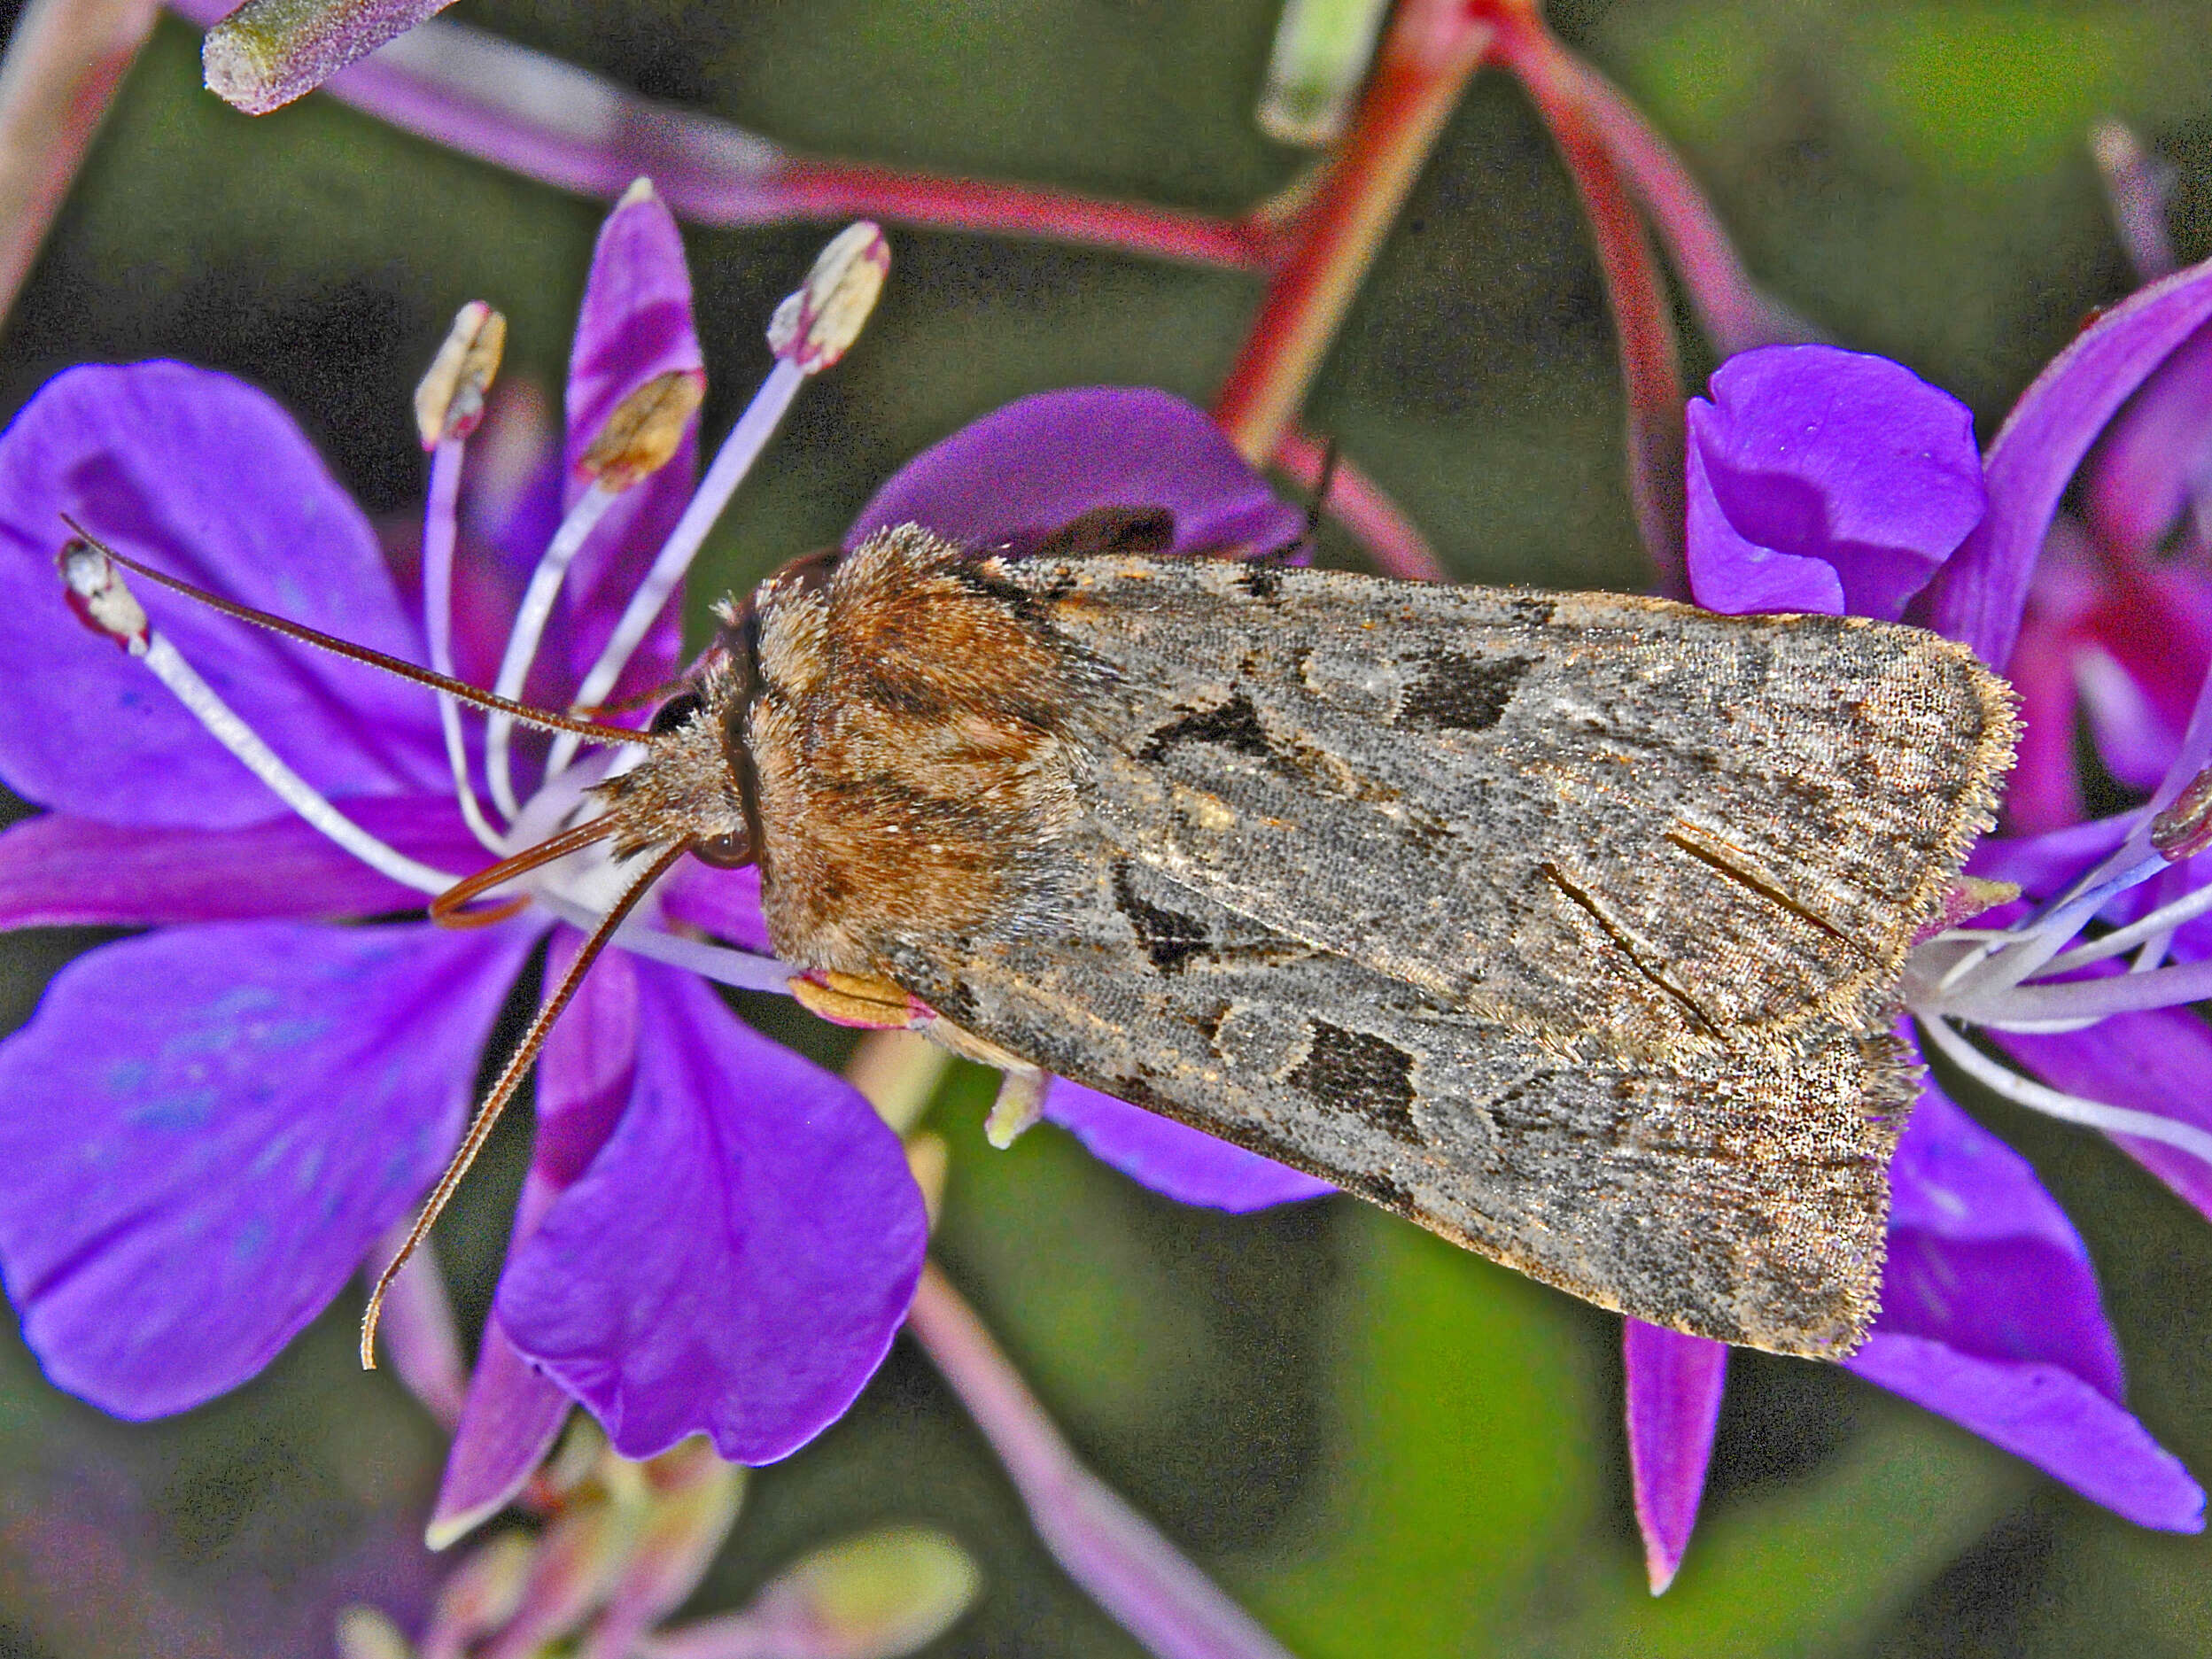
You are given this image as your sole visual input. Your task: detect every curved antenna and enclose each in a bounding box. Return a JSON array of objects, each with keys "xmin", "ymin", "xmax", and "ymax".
[
  {"xmin": 429, "ymin": 816, "xmax": 624, "ymax": 928},
  {"xmin": 360, "ymin": 837, "xmax": 693, "ymax": 1369},
  {"xmin": 58, "ymin": 516, "xmax": 662, "ymax": 748}
]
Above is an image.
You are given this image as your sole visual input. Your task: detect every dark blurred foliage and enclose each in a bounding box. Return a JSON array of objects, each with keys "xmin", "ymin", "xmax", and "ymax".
[{"xmin": 0, "ymin": 2, "xmax": 2208, "ymax": 1654}]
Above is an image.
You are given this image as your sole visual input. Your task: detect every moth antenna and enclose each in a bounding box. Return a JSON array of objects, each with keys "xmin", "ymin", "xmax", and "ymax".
[
  {"xmin": 1301, "ymin": 437, "xmax": 1340, "ymax": 547},
  {"xmin": 360, "ymin": 837, "xmax": 694, "ymax": 1370},
  {"xmin": 58, "ymin": 516, "xmax": 665, "ymax": 749},
  {"xmin": 429, "ymin": 815, "xmax": 625, "ymax": 927}
]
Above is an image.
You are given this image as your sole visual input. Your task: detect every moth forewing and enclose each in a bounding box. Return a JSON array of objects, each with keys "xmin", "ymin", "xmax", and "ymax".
[{"xmin": 736, "ymin": 526, "xmax": 2019, "ymax": 1359}]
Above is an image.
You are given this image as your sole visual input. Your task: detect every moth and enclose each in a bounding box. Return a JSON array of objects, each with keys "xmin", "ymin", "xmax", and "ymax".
[
  {"xmin": 83, "ymin": 513, "xmax": 2018, "ymax": 1362},
  {"xmin": 587, "ymin": 518, "xmax": 2017, "ymax": 1360}
]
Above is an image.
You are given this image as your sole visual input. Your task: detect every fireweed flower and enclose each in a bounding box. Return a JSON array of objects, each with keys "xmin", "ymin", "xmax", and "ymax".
[
  {"xmin": 0, "ymin": 186, "xmax": 928, "ymax": 1540},
  {"xmin": 1630, "ymin": 283, "xmax": 2212, "ymax": 1590}
]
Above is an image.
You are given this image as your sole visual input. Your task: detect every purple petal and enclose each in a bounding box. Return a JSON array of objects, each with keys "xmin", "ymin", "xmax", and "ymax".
[
  {"xmin": 496, "ymin": 958, "xmax": 926, "ymax": 1462},
  {"xmin": 2085, "ymin": 318, "xmax": 2212, "ymax": 561},
  {"xmin": 0, "ymin": 362, "xmax": 449, "ymax": 826},
  {"xmin": 1847, "ymin": 1335, "xmax": 2202, "ymax": 1530},
  {"xmin": 1994, "ymin": 1010, "xmax": 2212, "ymax": 1228},
  {"xmin": 1683, "ymin": 345, "xmax": 1983, "ymax": 620},
  {"xmin": 428, "ymin": 1312, "xmax": 570, "ymax": 1549},
  {"xmin": 849, "ymin": 388, "xmax": 1302, "ymax": 557},
  {"xmin": 656, "ymin": 861, "xmax": 774, "ymax": 956},
  {"xmin": 1919, "ymin": 253, "xmax": 2212, "ymax": 668},
  {"xmin": 561, "ymin": 186, "xmax": 702, "ymax": 702},
  {"xmin": 1968, "ymin": 812, "xmax": 2143, "ymax": 899},
  {"xmin": 1877, "ymin": 1080, "xmax": 2123, "ymax": 1399},
  {"xmin": 0, "ymin": 919, "xmax": 532, "ymax": 1417},
  {"xmin": 1041, "ymin": 1078, "xmax": 1333, "ymax": 1212},
  {"xmin": 1622, "ymin": 1321, "xmax": 1727, "ymax": 1594},
  {"xmin": 0, "ymin": 798, "xmax": 485, "ymax": 928}
]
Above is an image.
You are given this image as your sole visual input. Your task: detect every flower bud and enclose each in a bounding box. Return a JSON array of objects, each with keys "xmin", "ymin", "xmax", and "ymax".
[
  {"xmin": 768, "ymin": 222, "xmax": 889, "ymax": 374},
  {"xmin": 335, "ymin": 1606, "xmax": 416, "ymax": 1659},
  {"xmin": 415, "ymin": 301, "xmax": 507, "ymax": 447}
]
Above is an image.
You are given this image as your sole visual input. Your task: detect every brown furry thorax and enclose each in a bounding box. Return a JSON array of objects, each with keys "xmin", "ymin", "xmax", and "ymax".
[{"xmin": 600, "ymin": 523, "xmax": 1102, "ymax": 975}]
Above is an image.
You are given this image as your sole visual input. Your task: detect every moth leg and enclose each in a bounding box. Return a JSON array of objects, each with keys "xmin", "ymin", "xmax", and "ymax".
[{"xmin": 789, "ymin": 970, "xmax": 1049, "ymax": 1145}]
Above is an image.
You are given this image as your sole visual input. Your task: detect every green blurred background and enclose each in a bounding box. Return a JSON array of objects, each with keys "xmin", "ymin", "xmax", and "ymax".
[{"xmin": 0, "ymin": 1, "xmax": 2209, "ymax": 1653}]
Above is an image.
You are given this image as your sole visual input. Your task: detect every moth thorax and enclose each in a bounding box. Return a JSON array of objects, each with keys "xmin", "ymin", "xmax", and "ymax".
[{"xmin": 743, "ymin": 523, "xmax": 1093, "ymax": 977}]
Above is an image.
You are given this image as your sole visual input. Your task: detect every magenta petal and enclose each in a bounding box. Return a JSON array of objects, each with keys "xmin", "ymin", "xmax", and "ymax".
[
  {"xmin": 561, "ymin": 187, "xmax": 703, "ymax": 702},
  {"xmin": 1041, "ymin": 1078, "xmax": 1333, "ymax": 1212},
  {"xmin": 1846, "ymin": 1335, "xmax": 2202, "ymax": 1531},
  {"xmin": 429, "ymin": 1311, "xmax": 570, "ymax": 1548},
  {"xmin": 1920, "ymin": 254, "xmax": 2212, "ymax": 669},
  {"xmin": 1968, "ymin": 813, "xmax": 2143, "ymax": 899},
  {"xmin": 1994, "ymin": 1010, "xmax": 2212, "ymax": 1227},
  {"xmin": 1683, "ymin": 345, "xmax": 1983, "ymax": 621},
  {"xmin": 496, "ymin": 959, "xmax": 926, "ymax": 1462},
  {"xmin": 0, "ymin": 919, "xmax": 532, "ymax": 1417},
  {"xmin": 1622, "ymin": 1321, "xmax": 1727, "ymax": 1594},
  {"xmin": 849, "ymin": 388, "xmax": 1302, "ymax": 556},
  {"xmin": 1878, "ymin": 1082, "xmax": 2123, "ymax": 1396},
  {"xmin": 2085, "ymin": 319, "xmax": 2212, "ymax": 560},
  {"xmin": 0, "ymin": 362, "xmax": 449, "ymax": 825},
  {"xmin": 0, "ymin": 798, "xmax": 485, "ymax": 927}
]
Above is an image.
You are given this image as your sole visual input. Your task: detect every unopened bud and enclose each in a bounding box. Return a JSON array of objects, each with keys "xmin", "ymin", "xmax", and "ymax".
[
  {"xmin": 423, "ymin": 1531, "xmax": 535, "ymax": 1652},
  {"xmin": 335, "ymin": 1606, "xmax": 416, "ymax": 1659},
  {"xmin": 415, "ymin": 301, "xmax": 507, "ymax": 446},
  {"xmin": 744, "ymin": 1527, "xmax": 980, "ymax": 1659},
  {"xmin": 768, "ymin": 222, "xmax": 889, "ymax": 374},
  {"xmin": 580, "ymin": 369, "xmax": 707, "ymax": 489},
  {"xmin": 204, "ymin": 0, "xmax": 458, "ymax": 117},
  {"xmin": 2152, "ymin": 766, "xmax": 2212, "ymax": 862},
  {"xmin": 58, "ymin": 539, "xmax": 149, "ymax": 655},
  {"xmin": 982, "ymin": 1067, "xmax": 1044, "ymax": 1150},
  {"xmin": 1257, "ymin": 0, "xmax": 1391, "ymax": 146}
]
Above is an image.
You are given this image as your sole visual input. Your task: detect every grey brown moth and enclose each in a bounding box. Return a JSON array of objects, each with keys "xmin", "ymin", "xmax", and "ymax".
[
  {"xmin": 74, "ymin": 516, "xmax": 2016, "ymax": 1361},
  {"xmin": 600, "ymin": 523, "xmax": 2019, "ymax": 1361}
]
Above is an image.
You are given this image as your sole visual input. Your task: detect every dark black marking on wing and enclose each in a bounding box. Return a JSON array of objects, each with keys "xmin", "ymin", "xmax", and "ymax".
[
  {"xmin": 1111, "ymin": 861, "xmax": 1214, "ymax": 973},
  {"xmin": 1289, "ymin": 1021, "xmax": 1421, "ymax": 1143},
  {"xmin": 1539, "ymin": 862, "xmax": 1725, "ymax": 1039},
  {"xmin": 1663, "ymin": 829, "xmax": 1858, "ymax": 949},
  {"xmin": 1396, "ymin": 651, "xmax": 1533, "ymax": 733},
  {"xmin": 1139, "ymin": 690, "xmax": 1276, "ymax": 763},
  {"xmin": 1238, "ymin": 561, "xmax": 1285, "ymax": 600}
]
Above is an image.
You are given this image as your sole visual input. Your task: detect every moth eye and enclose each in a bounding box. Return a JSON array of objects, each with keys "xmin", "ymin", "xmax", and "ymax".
[
  {"xmin": 691, "ymin": 830, "xmax": 753, "ymax": 869},
  {"xmin": 650, "ymin": 690, "xmax": 706, "ymax": 735}
]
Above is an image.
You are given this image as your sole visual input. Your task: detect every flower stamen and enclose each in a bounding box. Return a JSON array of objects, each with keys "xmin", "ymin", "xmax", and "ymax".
[
  {"xmin": 1919, "ymin": 1015, "xmax": 2212, "ymax": 1171},
  {"xmin": 542, "ymin": 221, "xmax": 889, "ymax": 781},
  {"xmin": 57, "ymin": 537, "xmax": 461, "ymax": 898}
]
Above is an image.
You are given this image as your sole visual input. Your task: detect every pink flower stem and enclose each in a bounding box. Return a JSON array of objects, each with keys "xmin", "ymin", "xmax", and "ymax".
[
  {"xmin": 0, "ymin": 0, "xmax": 160, "ymax": 327},
  {"xmin": 162, "ymin": 4, "xmax": 1269, "ymax": 270},
  {"xmin": 1544, "ymin": 45, "xmax": 1818, "ymax": 355},
  {"xmin": 906, "ymin": 1262, "xmax": 1295, "ymax": 1659},
  {"xmin": 1212, "ymin": 0, "xmax": 1496, "ymax": 465},
  {"xmin": 772, "ymin": 158, "xmax": 1276, "ymax": 270}
]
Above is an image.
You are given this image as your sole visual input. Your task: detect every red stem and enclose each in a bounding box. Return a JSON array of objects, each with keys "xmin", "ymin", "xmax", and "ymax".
[
  {"xmin": 1212, "ymin": 0, "xmax": 1496, "ymax": 464},
  {"xmin": 775, "ymin": 159, "xmax": 1277, "ymax": 271},
  {"xmin": 1491, "ymin": 13, "xmax": 1688, "ymax": 594}
]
